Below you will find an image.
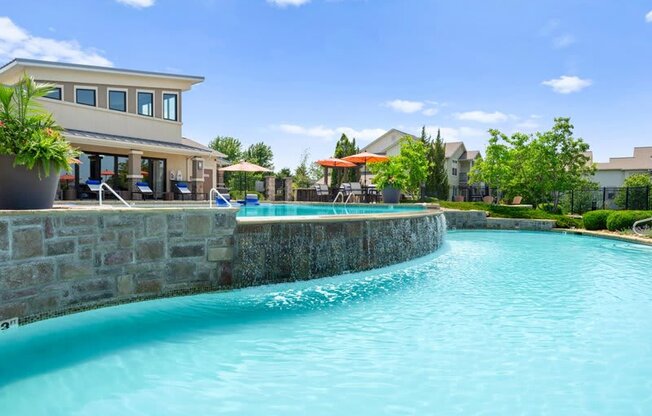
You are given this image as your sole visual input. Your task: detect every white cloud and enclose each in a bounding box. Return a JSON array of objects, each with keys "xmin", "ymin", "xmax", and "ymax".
[
  {"xmin": 385, "ymin": 99, "xmax": 424, "ymax": 114},
  {"xmin": 116, "ymin": 0, "xmax": 155, "ymax": 8},
  {"xmin": 646, "ymin": 11, "xmax": 652, "ymax": 22},
  {"xmin": 267, "ymin": 0, "xmax": 311, "ymax": 7},
  {"xmin": 454, "ymin": 110, "xmax": 509, "ymax": 123},
  {"xmin": 422, "ymin": 107, "xmax": 439, "ymax": 117},
  {"xmin": 0, "ymin": 17, "xmax": 112, "ymax": 66},
  {"xmin": 423, "ymin": 125, "xmax": 486, "ymax": 141},
  {"xmin": 542, "ymin": 75, "xmax": 592, "ymax": 94},
  {"xmin": 276, "ymin": 124, "xmax": 385, "ymax": 142},
  {"xmin": 553, "ymin": 34, "xmax": 575, "ymax": 48}
]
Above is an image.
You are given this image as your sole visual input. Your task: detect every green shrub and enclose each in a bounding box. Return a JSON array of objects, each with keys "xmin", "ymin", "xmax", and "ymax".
[
  {"xmin": 541, "ymin": 203, "xmax": 562, "ymax": 215},
  {"xmin": 582, "ymin": 210, "xmax": 611, "ymax": 230},
  {"xmin": 555, "ymin": 216, "xmax": 583, "ymax": 229},
  {"xmin": 606, "ymin": 211, "xmax": 652, "ymax": 231}
]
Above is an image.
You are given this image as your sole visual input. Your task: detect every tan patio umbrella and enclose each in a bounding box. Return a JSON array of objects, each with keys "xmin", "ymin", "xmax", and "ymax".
[
  {"xmin": 220, "ymin": 160, "xmax": 272, "ymax": 197},
  {"xmin": 316, "ymin": 158, "xmax": 356, "ymax": 186},
  {"xmin": 342, "ymin": 152, "xmax": 390, "ymax": 186}
]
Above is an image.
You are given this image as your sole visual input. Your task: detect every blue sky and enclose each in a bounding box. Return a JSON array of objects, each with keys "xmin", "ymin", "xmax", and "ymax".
[{"xmin": 1, "ymin": 0, "xmax": 652, "ymax": 170}]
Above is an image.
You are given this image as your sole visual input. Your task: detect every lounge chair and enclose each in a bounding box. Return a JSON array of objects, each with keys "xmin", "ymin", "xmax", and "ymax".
[
  {"xmin": 245, "ymin": 193, "xmax": 260, "ymax": 206},
  {"xmin": 135, "ymin": 181, "xmax": 154, "ymax": 199},
  {"xmin": 348, "ymin": 182, "xmax": 364, "ymax": 202},
  {"xmin": 216, "ymin": 193, "xmax": 232, "ymax": 206},
  {"xmin": 511, "ymin": 196, "xmax": 523, "ymax": 205},
  {"xmin": 175, "ymin": 182, "xmax": 192, "ymax": 200},
  {"xmin": 85, "ymin": 179, "xmax": 102, "ymax": 192}
]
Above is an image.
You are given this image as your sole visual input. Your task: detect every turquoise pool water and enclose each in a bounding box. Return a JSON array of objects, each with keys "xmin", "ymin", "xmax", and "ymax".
[
  {"xmin": 235, "ymin": 203, "xmax": 425, "ymax": 217},
  {"xmin": 1, "ymin": 231, "xmax": 651, "ymax": 415}
]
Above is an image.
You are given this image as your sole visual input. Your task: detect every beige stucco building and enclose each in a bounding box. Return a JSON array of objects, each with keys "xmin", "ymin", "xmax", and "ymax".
[
  {"xmin": 362, "ymin": 128, "xmax": 482, "ymax": 199},
  {"xmin": 593, "ymin": 147, "xmax": 652, "ymax": 187},
  {"xmin": 0, "ymin": 58, "xmax": 226, "ymax": 199}
]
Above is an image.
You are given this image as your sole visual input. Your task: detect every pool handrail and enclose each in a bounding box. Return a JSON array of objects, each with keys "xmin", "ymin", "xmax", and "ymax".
[
  {"xmin": 209, "ymin": 187, "xmax": 232, "ymax": 208},
  {"xmin": 633, "ymin": 216, "xmax": 652, "ymax": 236},
  {"xmin": 98, "ymin": 183, "xmax": 132, "ymax": 208}
]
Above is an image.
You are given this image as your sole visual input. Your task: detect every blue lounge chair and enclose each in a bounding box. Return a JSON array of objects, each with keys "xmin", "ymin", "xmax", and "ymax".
[
  {"xmin": 135, "ymin": 181, "xmax": 154, "ymax": 199},
  {"xmin": 86, "ymin": 179, "xmax": 102, "ymax": 192},
  {"xmin": 216, "ymin": 193, "xmax": 232, "ymax": 206},
  {"xmin": 245, "ymin": 193, "xmax": 260, "ymax": 205},
  {"xmin": 175, "ymin": 182, "xmax": 192, "ymax": 200}
]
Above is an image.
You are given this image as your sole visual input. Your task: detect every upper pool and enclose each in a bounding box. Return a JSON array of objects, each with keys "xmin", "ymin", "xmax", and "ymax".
[
  {"xmin": 235, "ymin": 203, "xmax": 425, "ymax": 217},
  {"xmin": 1, "ymin": 231, "xmax": 651, "ymax": 415}
]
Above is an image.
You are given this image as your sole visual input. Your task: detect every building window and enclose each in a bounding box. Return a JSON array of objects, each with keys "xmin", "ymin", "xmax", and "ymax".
[
  {"xmin": 75, "ymin": 88, "xmax": 96, "ymax": 106},
  {"xmin": 163, "ymin": 93, "xmax": 178, "ymax": 121},
  {"xmin": 108, "ymin": 90, "xmax": 126, "ymax": 112},
  {"xmin": 44, "ymin": 87, "xmax": 62, "ymax": 100},
  {"xmin": 452, "ymin": 167, "xmax": 458, "ymax": 176},
  {"xmin": 138, "ymin": 92, "xmax": 153, "ymax": 117}
]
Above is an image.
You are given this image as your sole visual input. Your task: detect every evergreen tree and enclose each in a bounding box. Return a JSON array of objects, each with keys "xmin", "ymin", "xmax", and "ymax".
[
  {"xmin": 430, "ymin": 129, "xmax": 449, "ymax": 199},
  {"xmin": 330, "ymin": 133, "xmax": 359, "ymax": 187}
]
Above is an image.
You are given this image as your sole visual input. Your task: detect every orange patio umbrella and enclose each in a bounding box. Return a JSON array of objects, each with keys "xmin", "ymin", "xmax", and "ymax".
[
  {"xmin": 101, "ymin": 169, "xmax": 115, "ymax": 176},
  {"xmin": 342, "ymin": 152, "xmax": 390, "ymax": 186},
  {"xmin": 220, "ymin": 161, "xmax": 272, "ymax": 197},
  {"xmin": 59, "ymin": 174, "xmax": 75, "ymax": 181},
  {"xmin": 316, "ymin": 158, "xmax": 356, "ymax": 186}
]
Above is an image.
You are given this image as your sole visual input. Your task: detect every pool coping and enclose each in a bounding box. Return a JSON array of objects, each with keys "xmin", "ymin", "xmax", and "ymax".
[{"xmin": 550, "ymin": 228, "xmax": 652, "ymax": 246}]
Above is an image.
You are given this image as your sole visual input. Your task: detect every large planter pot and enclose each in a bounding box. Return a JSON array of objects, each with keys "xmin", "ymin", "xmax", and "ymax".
[
  {"xmin": 63, "ymin": 188, "xmax": 77, "ymax": 200},
  {"xmin": 0, "ymin": 155, "xmax": 60, "ymax": 209},
  {"xmin": 382, "ymin": 186, "xmax": 401, "ymax": 204}
]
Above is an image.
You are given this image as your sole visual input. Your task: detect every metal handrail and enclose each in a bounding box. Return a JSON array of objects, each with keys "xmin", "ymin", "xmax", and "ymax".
[
  {"xmin": 333, "ymin": 191, "xmax": 345, "ymax": 204},
  {"xmin": 633, "ymin": 217, "xmax": 652, "ymax": 236},
  {"xmin": 209, "ymin": 187, "xmax": 232, "ymax": 208},
  {"xmin": 98, "ymin": 183, "xmax": 132, "ymax": 208}
]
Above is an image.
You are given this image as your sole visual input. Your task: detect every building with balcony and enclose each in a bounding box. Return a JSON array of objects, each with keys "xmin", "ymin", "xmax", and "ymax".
[{"xmin": 0, "ymin": 58, "xmax": 227, "ymax": 199}]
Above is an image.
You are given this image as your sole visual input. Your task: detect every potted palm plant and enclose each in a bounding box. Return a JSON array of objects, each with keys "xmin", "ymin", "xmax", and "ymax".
[
  {"xmin": 0, "ymin": 74, "xmax": 79, "ymax": 209},
  {"xmin": 369, "ymin": 158, "xmax": 407, "ymax": 204}
]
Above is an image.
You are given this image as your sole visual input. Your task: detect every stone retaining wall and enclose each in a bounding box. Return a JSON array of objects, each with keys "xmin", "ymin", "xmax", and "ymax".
[
  {"xmin": 442, "ymin": 209, "xmax": 556, "ymax": 231},
  {"xmin": 0, "ymin": 208, "xmax": 237, "ymax": 324}
]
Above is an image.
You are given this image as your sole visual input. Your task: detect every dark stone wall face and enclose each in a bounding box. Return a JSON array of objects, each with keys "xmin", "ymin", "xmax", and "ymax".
[
  {"xmin": 233, "ymin": 212, "xmax": 446, "ymax": 287},
  {"xmin": 0, "ymin": 209, "xmax": 236, "ymax": 324}
]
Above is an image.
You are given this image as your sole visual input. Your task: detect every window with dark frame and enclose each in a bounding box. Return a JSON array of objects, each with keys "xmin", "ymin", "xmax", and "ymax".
[
  {"xmin": 44, "ymin": 87, "xmax": 62, "ymax": 100},
  {"xmin": 76, "ymin": 88, "xmax": 96, "ymax": 106},
  {"xmin": 163, "ymin": 93, "xmax": 177, "ymax": 121},
  {"xmin": 108, "ymin": 90, "xmax": 126, "ymax": 112},
  {"xmin": 138, "ymin": 92, "xmax": 153, "ymax": 116}
]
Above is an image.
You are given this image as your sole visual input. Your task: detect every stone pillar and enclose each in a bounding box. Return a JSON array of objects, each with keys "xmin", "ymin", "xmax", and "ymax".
[
  {"xmin": 191, "ymin": 157, "xmax": 205, "ymax": 199},
  {"xmin": 264, "ymin": 175, "xmax": 276, "ymax": 201},
  {"xmin": 284, "ymin": 177, "xmax": 293, "ymax": 201},
  {"xmin": 127, "ymin": 150, "xmax": 143, "ymax": 199}
]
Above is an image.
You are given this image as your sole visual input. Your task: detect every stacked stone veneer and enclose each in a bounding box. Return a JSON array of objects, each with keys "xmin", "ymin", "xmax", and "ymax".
[
  {"xmin": 233, "ymin": 211, "xmax": 445, "ymax": 287},
  {"xmin": 0, "ymin": 208, "xmax": 236, "ymax": 324},
  {"xmin": 443, "ymin": 210, "xmax": 555, "ymax": 231}
]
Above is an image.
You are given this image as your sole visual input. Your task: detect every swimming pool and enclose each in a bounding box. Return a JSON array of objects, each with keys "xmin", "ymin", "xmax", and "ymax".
[
  {"xmin": 1, "ymin": 231, "xmax": 651, "ymax": 415},
  {"xmin": 235, "ymin": 203, "xmax": 425, "ymax": 217}
]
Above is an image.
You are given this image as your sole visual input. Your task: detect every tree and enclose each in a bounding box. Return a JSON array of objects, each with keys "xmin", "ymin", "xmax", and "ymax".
[
  {"xmin": 470, "ymin": 117, "xmax": 595, "ymax": 208},
  {"xmin": 276, "ymin": 168, "xmax": 292, "ymax": 179},
  {"xmin": 369, "ymin": 135, "xmax": 429, "ymax": 199},
  {"xmin": 615, "ymin": 173, "xmax": 652, "ymax": 210},
  {"xmin": 331, "ymin": 133, "xmax": 359, "ymax": 187},
  {"xmin": 427, "ymin": 128, "xmax": 449, "ymax": 199},
  {"xmin": 244, "ymin": 142, "xmax": 274, "ymax": 169},
  {"xmin": 208, "ymin": 136, "xmax": 242, "ymax": 162}
]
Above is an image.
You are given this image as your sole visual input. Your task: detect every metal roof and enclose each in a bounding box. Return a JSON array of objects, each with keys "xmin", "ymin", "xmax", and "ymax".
[
  {"xmin": 64, "ymin": 129, "xmax": 214, "ymax": 154},
  {"xmin": 0, "ymin": 58, "xmax": 204, "ymax": 83}
]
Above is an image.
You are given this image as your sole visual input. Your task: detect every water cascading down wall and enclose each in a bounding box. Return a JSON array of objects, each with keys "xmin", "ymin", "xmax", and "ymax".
[{"xmin": 0, "ymin": 207, "xmax": 446, "ymax": 324}]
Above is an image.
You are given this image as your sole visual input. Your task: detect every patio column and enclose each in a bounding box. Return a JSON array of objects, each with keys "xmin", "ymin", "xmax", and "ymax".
[
  {"xmin": 191, "ymin": 157, "xmax": 205, "ymax": 199},
  {"xmin": 217, "ymin": 168, "xmax": 225, "ymax": 187},
  {"xmin": 127, "ymin": 150, "xmax": 143, "ymax": 199},
  {"xmin": 284, "ymin": 177, "xmax": 293, "ymax": 201},
  {"xmin": 265, "ymin": 175, "xmax": 276, "ymax": 201}
]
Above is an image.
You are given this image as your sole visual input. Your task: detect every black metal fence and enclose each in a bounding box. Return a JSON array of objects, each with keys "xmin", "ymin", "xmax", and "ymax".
[{"xmin": 450, "ymin": 185, "xmax": 651, "ymax": 214}]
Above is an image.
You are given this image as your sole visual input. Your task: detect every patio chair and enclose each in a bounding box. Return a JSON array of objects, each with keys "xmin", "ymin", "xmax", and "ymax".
[
  {"xmin": 216, "ymin": 193, "xmax": 232, "ymax": 206},
  {"xmin": 315, "ymin": 184, "xmax": 329, "ymax": 201},
  {"xmin": 135, "ymin": 181, "xmax": 154, "ymax": 200},
  {"xmin": 348, "ymin": 182, "xmax": 364, "ymax": 202},
  {"xmin": 175, "ymin": 182, "xmax": 192, "ymax": 200},
  {"xmin": 511, "ymin": 196, "xmax": 523, "ymax": 205},
  {"xmin": 245, "ymin": 193, "xmax": 260, "ymax": 206}
]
